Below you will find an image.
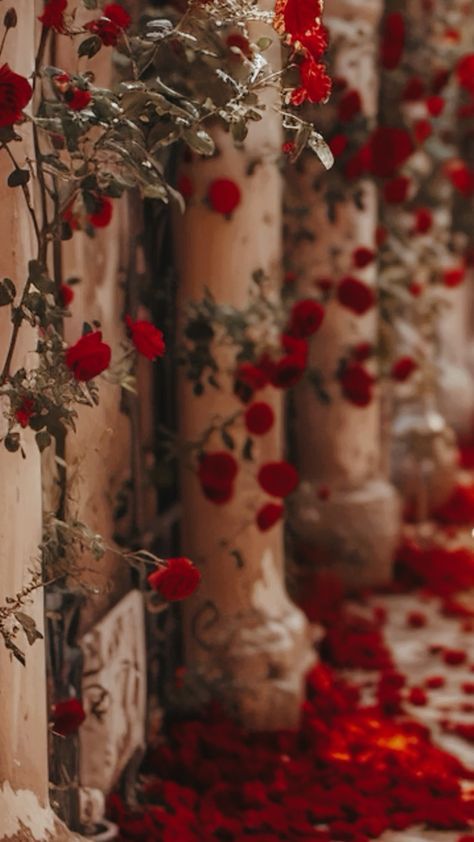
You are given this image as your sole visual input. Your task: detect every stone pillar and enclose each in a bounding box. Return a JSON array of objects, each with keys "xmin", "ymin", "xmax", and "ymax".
[
  {"xmin": 286, "ymin": 0, "xmax": 400, "ymax": 589},
  {"xmin": 379, "ymin": 0, "xmax": 466, "ymax": 513},
  {"xmin": 0, "ymin": 4, "xmax": 85, "ymax": 840},
  {"xmin": 174, "ymin": 17, "xmax": 315, "ymax": 730}
]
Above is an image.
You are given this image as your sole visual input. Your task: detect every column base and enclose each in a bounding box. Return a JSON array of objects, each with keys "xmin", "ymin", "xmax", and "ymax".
[
  {"xmin": 0, "ymin": 783, "xmax": 87, "ymax": 842},
  {"xmin": 185, "ymin": 550, "xmax": 318, "ymax": 731},
  {"xmin": 436, "ymin": 360, "xmax": 474, "ymax": 442},
  {"xmin": 289, "ymin": 478, "xmax": 401, "ymax": 590}
]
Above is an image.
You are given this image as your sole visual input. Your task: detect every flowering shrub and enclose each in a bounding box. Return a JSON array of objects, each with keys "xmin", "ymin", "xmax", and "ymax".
[{"xmin": 0, "ymin": 0, "xmax": 332, "ymax": 658}]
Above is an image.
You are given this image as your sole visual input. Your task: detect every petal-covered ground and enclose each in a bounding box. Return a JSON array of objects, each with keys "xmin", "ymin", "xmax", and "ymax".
[{"xmin": 109, "ymin": 480, "xmax": 474, "ymax": 842}]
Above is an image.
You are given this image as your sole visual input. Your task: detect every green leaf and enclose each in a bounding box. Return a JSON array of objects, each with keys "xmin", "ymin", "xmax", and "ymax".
[
  {"xmin": 14, "ymin": 612, "xmax": 43, "ymax": 646},
  {"xmin": 182, "ymin": 128, "xmax": 215, "ymax": 157},
  {"xmin": 242, "ymin": 436, "xmax": 254, "ymax": 461},
  {"xmin": 78, "ymin": 35, "xmax": 102, "ymax": 59},
  {"xmin": 221, "ymin": 428, "xmax": 235, "ymax": 450},
  {"xmin": 0, "ymin": 277, "xmax": 15, "ymax": 305},
  {"xmin": 230, "ymin": 548, "xmax": 245, "ymax": 569},
  {"xmin": 7, "ymin": 169, "xmax": 30, "ymax": 188}
]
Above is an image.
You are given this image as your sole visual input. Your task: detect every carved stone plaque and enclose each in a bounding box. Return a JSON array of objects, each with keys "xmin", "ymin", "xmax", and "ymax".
[{"xmin": 79, "ymin": 590, "xmax": 146, "ymax": 792}]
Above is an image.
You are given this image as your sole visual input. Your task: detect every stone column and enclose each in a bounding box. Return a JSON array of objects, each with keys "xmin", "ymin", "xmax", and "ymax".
[
  {"xmin": 286, "ymin": 0, "xmax": 400, "ymax": 589},
  {"xmin": 174, "ymin": 17, "xmax": 315, "ymax": 731},
  {"xmin": 0, "ymin": 3, "xmax": 84, "ymax": 840}
]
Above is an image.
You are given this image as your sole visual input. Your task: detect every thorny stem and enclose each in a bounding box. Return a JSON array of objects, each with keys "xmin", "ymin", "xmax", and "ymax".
[{"xmin": 0, "ymin": 26, "xmax": 51, "ymax": 384}]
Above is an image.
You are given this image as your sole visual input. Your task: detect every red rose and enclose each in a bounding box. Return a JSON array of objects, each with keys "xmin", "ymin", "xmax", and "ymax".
[
  {"xmin": 15, "ymin": 398, "xmax": 35, "ymax": 428},
  {"xmin": 125, "ymin": 315, "xmax": 165, "ymax": 360},
  {"xmin": 380, "ymin": 12, "xmax": 405, "ymax": 69},
  {"xmin": 443, "ymin": 266, "xmax": 465, "ymax": 287},
  {"xmin": 84, "ymin": 3, "xmax": 131, "ymax": 46},
  {"xmin": 274, "ymin": 0, "xmax": 323, "ymax": 41},
  {"xmin": 245, "ymin": 402, "xmax": 275, "ymax": 435},
  {"xmin": 425, "ymin": 675, "xmax": 445, "ymax": 689},
  {"xmin": 339, "ymin": 362, "xmax": 374, "ymax": 407},
  {"xmin": 226, "ymin": 33, "xmax": 252, "ymax": 58},
  {"xmin": 0, "ymin": 64, "xmax": 33, "ymax": 127},
  {"xmin": 66, "ymin": 88, "xmax": 92, "ymax": 111},
  {"xmin": 445, "ymin": 161, "xmax": 474, "ymax": 196},
  {"xmin": 443, "ymin": 648, "xmax": 466, "ymax": 666},
  {"xmin": 298, "ymin": 25, "xmax": 328, "ymax": 60},
  {"xmin": 407, "ymin": 611, "xmax": 426, "ymax": 628},
  {"xmin": 402, "ymin": 77, "xmax": 425, "ymax": 101},
  {"xmin": 352, "ymin": 247, "xmax": 374, "ymax": 268},
  {"xmin": 384, "ymin": 176, "xmax": 411, "ymax": 204},
  {"xmin": 291, "ymin": 57, "xmax": 332, "ymax": 106},
  {"xmin": 329, "ymin": 133, "xmax": 348, "ymax": 157},
  {"xmin": 414, "ymin": 119, "xmax": 432, "ymax": 144},
  {"xmin": 409, "ymin": 281, "xmax": 423, "ymax": 297},
  {"xmin": 51, "ymin": 698, "xmax": 86, "ymax": 736},
  {"xmin": 408, "ymin": 687, "xmax": 427, "ymax": 706},
  {"xmin": 288, "ymin": 299, "xmax": 325, "ymax": 338},
  {"xmin": 88, "ymin": 195, "xmax": 113, "ymax": 228},
  {"xmin": 368, "ymin": 127, "xmax": 414, "ymax": 179},
  {"xmin": 207, "ymin": 179, "xmax": 241, "ymax": 215},
  {"xmin": 235, "ymin": 363, "xmax": 268, "ymax": 392},
  {"xmin": 59, "ymin": 284, "xmax": 74, "ymax": 307},
  {"xmin": 38, "ymin": 0, "xmax": 67, "ymax": 30},
  {"xmin": 391, "ymin": 356, "xmax": 418, "ymax": 382},
  {"xmin": 352, "ymin": 341, "xmax": 373, "ymax": 361},
  {"xmin": 426, "ymin": 95, "xmax": 445, "ymax": 117},
  {"xmin": 148, "ymin": 557, "xmax": 200, "ymax": 601},
  {"xmin": 456, "ymin": 53, "xmax": 474, "ymax": 96},
  {"xmin": 336, "ymin": 276, "xmax": 375, "ymax": 315},
  {"xmin": 256, "ymin": 502, "xmax": 283, "ymax": 531},
  {"xmin": 65, "ymin": 331, "xmax": 111, "ymax": 381},
  {"xmin": 413, "ymin": 207, "xmax": 433, "ymax": 233},
  {"xmin": 269, "ymin": 335, "xmax": 308, "ymax": 389},
  {"xmin": 338, "ymin": 89, "xmax": 362, "ymax": 123},
  {"xmin": 257, "ymin": 461, "xmax": 299, "ymax": 498},
  {"xmin": 197, "ymin": 451, "xmax": 238, "ymax": 504}
]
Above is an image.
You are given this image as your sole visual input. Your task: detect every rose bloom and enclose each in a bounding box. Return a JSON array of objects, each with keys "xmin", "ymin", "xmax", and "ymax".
[
  {"xmin": 287, "ymin": 299, "xmax": 325, "ymax": 338},
  {"xmin": 380, "ymin": 11, "xmax": 405, "ymax": 69},
  {"xmin": 38, "ymin": 0, "xmax": 67, "ymax": 31},
  {"xmin": 274, "ymin": 0, "xmax": 323, "ymax": 41},
  {"xmin": 352, "ymin": 247, "xmax": 374, "ymax": 268},
  {"xmin": 197, "ymin": 451, "xmax": 238, "ymax": 504},
  {"xmin": 0, "ymin": 64, "xmax": 33, "ymax": 127},
  {"xmin": 257, "ymin": 460, "xmax": 299, "ymax": 498},
  {"xmin": 59, "ymin": 284, "xmax": 74, "ymax": 307},
  {"xmin": 207, "ymin": 178, "xmax": 241, "ymax": 216},
  {"xmin": 88, "ymin": 195, "xmax": 113, "ymax": 228},
  {"xmin": 338, "ymin": 89, "xmax": 362, "ymax": 123},
  {"xmin": 391, "ymin": 356, "xmax": 418, "ymax": 382},
  {"xmin": 339, "ymin": 362, "xmax": 374, "ymax": 407},
  {"xmin": 256, "ymin": 502, "xmax": 283, "ymax": 531},
  {"xmin": 15, "ymin": 398, "xmax": 35, "ymax": 428},
  {"xmin": 291, "ymin": 56, "xmax": 332, "ymax": 106},
  {"xmin": 84, "ymin": 3, "xmax": 131, "ymax": 47},
  {"xmin": 336, "ymin": 276, "xmax": 375, "ymax": 315},
  {"xmin": 66, "ymin": 88, "xmax": 92, "ymax": 111},
  {"xmin": 125, "ymin": 315, "xmax": 165, "ymax": 360},
  {"xmin": 51, "ymin": 698, "xmax": 86, "ymax": 736},
  {"xmin": 65, "ymin": 331, "xmax": 111, "ymax": 381},
  {"xmin": 148, "ymin": 557, "xmax": 200, "ymax": 601},
  {"xmin": 244, "ymin": 402, "xmax": 275, "ymax": 435}
]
